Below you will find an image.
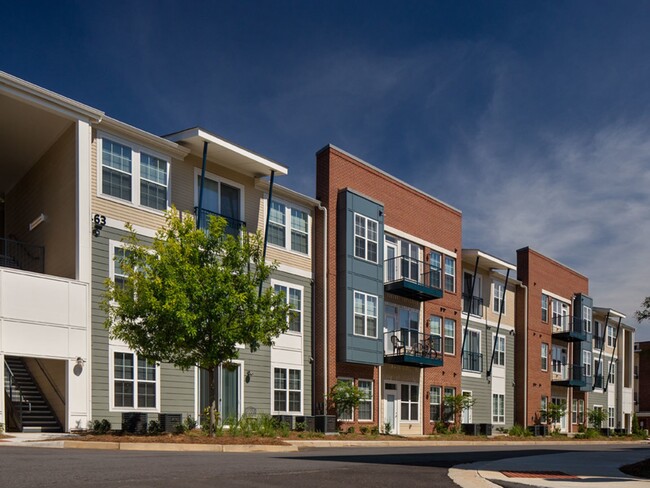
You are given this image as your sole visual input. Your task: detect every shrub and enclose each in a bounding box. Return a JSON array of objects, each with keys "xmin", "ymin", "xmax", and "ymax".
[
  {"xmin": 346, "ymin": 426, "xmax": 355, "ymax": 434},
  {"xmin": 89, "ymin": 419, "xmax": 112, "ymax": 435},
  {"xmin": 508, "ymin": 424, "xmax": 531, "ymax": 437},
  {"xmin": 0, "ymin": 422, "xmax": 4, "ymax": 434},
  {"xmin": 383, "ymin": 422, "xmax": 392, "ymax": 435},
  {"xmin": 370, "ymin": 426, "xmax": 380, "ymax": 436},
  {"xmin": 295, "ymin": 421, "xmax": 306, "ymax": 432},
  {"xmin": 184, "ymin": 415, "xmax": 197, "ymax": 431},
  {"xmin": 434, "ymin": 421, "xmax": 449, "ymax": 434},
  {"xmin": 360, "ymin": 426, "xmax": 369, "ymax": 435}
]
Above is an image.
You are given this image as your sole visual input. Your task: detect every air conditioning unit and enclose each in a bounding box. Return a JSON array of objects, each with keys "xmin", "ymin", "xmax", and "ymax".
[{"xmin": 159, "ymin": 413, "xmax": 182, "ymax": 433}]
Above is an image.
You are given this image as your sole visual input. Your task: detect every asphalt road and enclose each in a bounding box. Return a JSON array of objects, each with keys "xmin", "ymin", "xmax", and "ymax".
[{"xmin": 0, "ymin": 445, "xmax": 635, "ymax": 488}]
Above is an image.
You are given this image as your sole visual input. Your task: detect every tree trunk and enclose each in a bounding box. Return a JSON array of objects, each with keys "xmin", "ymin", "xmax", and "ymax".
[{"xmin": 208, "ymin": 366, "xmax": 216, "ymax": 437}]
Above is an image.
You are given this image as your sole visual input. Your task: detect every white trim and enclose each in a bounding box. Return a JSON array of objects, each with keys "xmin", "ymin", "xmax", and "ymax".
[
  {"xmin": 541, "ymin": 289, "xmax": 571, "ymax": 304},
  {"xmin": 353, "ymin": 213, "xmax": 379, "ymax": 264},
  {"xmin": 108, "ymin": 345, "xmax": 161, "ymax": 413},
  {"xmin": 491, "ymin": 280, "xmax": 506, "ymax": 315},
  {"xmin": 461, "ymin": 390, "xmax": 473, "ymax": 424},
  {"xmin": 384, "ymin": 225, "xmax": 456, "ymax": 258},
  {"xmin": 399, "ymin": 382, "xmax": 420, "ymax": 423},
  {"xmin": 492, "ymin": 333, "xmax": 506, "ymax": 368},
  {"xmin": 271, "ymin": 279, "xmax": 304, "ymax": 335},
  {"xmin": 264, "ymin": 194, "xmax": 312, "ymax": 258},
  {"xmin": 491, "ymin": 392, "xmax": 506, "ymax": 424},
  {"xmin": 358, "ymin": 379, "xmax": 374, "ymax": 422},
  {"xmin": 352, "ymin": 290, "xmax": 379, "ymax": 339},
  {"xmin": 221, "ymin": 360, "xmax": 244, "ymax": 420}
]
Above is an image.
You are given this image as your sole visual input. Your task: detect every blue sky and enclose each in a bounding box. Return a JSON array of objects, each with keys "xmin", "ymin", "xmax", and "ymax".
[{"xmin": 3, "ymin": 1, "xmax": 650, "ymax": 337}]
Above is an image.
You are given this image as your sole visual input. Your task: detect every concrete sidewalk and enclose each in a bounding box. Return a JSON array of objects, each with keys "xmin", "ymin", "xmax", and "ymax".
[{"xmin": 449, "ymin": 445, "xmax": 650, "ymax": 488}]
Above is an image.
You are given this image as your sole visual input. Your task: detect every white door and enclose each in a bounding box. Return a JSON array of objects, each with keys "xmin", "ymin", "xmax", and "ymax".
[
  {"xmin": 385, "ymin": 238, "xmax": 398, "ymax": 282},
  {"xmin": 461, "ymin": 391, "xmax": 472, "ymax": 423},
  {"xmin": 384, "ymin": 383, "xmax": 398, "ymax": 434}
]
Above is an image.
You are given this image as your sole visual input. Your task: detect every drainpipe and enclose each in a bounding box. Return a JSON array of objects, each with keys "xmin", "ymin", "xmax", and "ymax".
[
  {"xmin": 197, "ymin": 141, "xmax": 209, "ymax": 229},
  {"xmin": 316, "ymin": 203, "xmax": 328, "ymax": 411}
]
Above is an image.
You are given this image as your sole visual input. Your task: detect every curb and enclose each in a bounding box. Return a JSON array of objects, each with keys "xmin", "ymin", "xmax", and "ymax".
[
  {"xmin": 286, "ymin": 439, "xmax": 649, "ymax": 448},
  {"xmin": 0, "ymin": 440, "xmax": 298, "ymax": 453}
]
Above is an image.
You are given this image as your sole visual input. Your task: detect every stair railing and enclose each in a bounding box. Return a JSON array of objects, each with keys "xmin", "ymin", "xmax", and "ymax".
[{"xmin": 4, "ymin": 360, "xmax": 31, "ymax": 430}]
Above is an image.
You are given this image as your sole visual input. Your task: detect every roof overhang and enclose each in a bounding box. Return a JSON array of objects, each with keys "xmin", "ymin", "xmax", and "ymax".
[
  {"xmin": 164, "ymin": 127, "xmax": 288, "ymax": 178},
  {"xmin": 463, "ymin": 249, "xmax": 516, "ymax": 271},
  {"xmin": 593, "ymin": 307, "xmax": 626, "ymax": 319}
]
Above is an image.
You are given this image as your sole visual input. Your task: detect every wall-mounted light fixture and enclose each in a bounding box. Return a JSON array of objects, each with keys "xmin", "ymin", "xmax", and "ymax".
[
  {"xmin": 245, "ymin": 370, "xmax": 253, "ymax": 383},
  {"xmin": 29, "ymin": 213, "xmax": 46, "ymax": 231}
]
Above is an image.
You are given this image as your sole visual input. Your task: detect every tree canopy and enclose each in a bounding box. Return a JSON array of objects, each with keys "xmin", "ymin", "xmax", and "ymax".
[
  {"xmin": 635, "ymin": 297, "xmax": 650, "ymax": 323},
  {"xmin": 102, "ymin": 208, "xmax": 290, "ymax": 432}
]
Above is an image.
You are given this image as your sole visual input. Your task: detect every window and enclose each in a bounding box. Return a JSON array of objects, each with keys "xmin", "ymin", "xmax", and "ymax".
[
  {"xmin": 354, "ymin": 214, "xmax": 378, "ymax": 262},
  {"xmin": 492, "ymin": 394, "xmax": 505, "ymax": 424},
  {"xmin": 273, "ymin": 282, "xmax": 303, "ymax": 333},
  {"xmin": 195, "ymin": 174, "xmax": 242, "ymax": 235},
  {"xmin": 540, "ymin": 396, "xmax": 548, "ymax": 422},
  {"xmin": 354, "ymin": 291, "xmax": 378, "ymax": 338},
  {"xmin": 268, "ymin": 201, "xmax": 310, "ymax": 254},
  {"xmin": 462, "ymin": 329, "xmax": 481, "ymax": 372},
  {"xmin": 583, "ymin": 350, "xmax": 592, "ymax": 377},
  {"xmin": 444, "ymin": 256, "xmax": 456, "ymax": 292},
  {"xmin": 492, "ymin": 282, "xmax": 505, "ymax": 314},
  {"xmin": 609, "ymin": 361, "xmax": 616, "ymax": 385},
  {"xmin": 461, "ymin": 391, "xmax": 473, "ymax": 423},
  {"xmin": 429, "ymin": 251, "xmax": 442, "ymax": 289},
  {"xmin": 594, "ymin": 359, "xmax": 602, "ymax": 388},
  {"xmin": 552, "ymin": 299, "xmax": 569, "ymax": 329},
  {"xmin": 552, "ymin": 345, "xmax": 566, "ymax": 375},
  {"xmin": 443, "ymin": 387, "xmax": 456, "ymax": 421},
  {"xmin": 444, "ymin": 318, "xmax": 455, "ymax": 355},
  {"xmin": 273, "ymin": 368, "xmax": 301, "ymax": 413},
  {"xmin": 400, "ymin": 384, "xmax": 419, "ymax": 421},
  {"xmin": 358, "ymin": 380, "xmax": 373, "ymax": 421},
  {"xmin": 113, "ymin": 351, "xmax": 157, "ymax": 409},
  {"xmin": 101, "ymin": 136, "xmax": 169, "ymax": 211},
  {"xmin": 607, "ymin": 325, "xmax": 616, "ymax": 347},
  {"xmin": 400, "ymin": 240, "xmax": 421, "ymax": 282},
  {"xmin": 113, "ymin": 245, "xmax": 129, "ymax": 289},
  {"xmin": 608, "ymin": 407, "xmax": 615, "ymax": 429},
  {"xmin": 594, "ymin": 321, "xmax": 603, "ymax": 349},
  {"xmin": 430, "ymin": 316, "xmax": 442, "ymax": 353},
  {"xmin": 463, "ymin": 272, "xmax": 482, "ymax": 316},
  {"xmin": 541, "ymin": 294, "xmax": 549, "ymax": 322},
  {"xmin": 336, "ymin": 378, "xmax": 353, "ymax": 420},
  {"xmin": 493, "ymin": 335, "xmax": 506, "ymax": 367},
  {"xmin": 572, "ymin": 399, "xmax": 584, "ymax": 424},
  {"xmin": 541, "ymin": 343, "xmax": 549, "ymax": 371},
  {"xmin": 398, "ymin": 307, "xmax": 419, "ymax": 347},
  {"xmin": 430, "ymin": 386, "xmax": 441, "ymax": 422},
  {"xmin": 583, "ymin": 306, "xmax": 592, "ymax": 333}
]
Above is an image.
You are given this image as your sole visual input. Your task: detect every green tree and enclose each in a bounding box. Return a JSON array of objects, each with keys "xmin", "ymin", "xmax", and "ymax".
[
  {"xmin": 635, "ymin": 297, "xmax": 650, "ymax": 322},
  {"xmin": 541, "ymin": 401, "xmax": 567, "ymax": 432},
  {"xmin": 443, "ymin": 394, "xmax": 476, "ymax": 430},
  {"xmin": 588, "ymin": 408, "xmax": 608, "ymax": 429},
  {"xmin": 328, "ymin": 380, "xmax": 367, "ymax": 421},
  {"xmin": 102, "ymin": 208, "xmax": 290, "ymax": 435}
]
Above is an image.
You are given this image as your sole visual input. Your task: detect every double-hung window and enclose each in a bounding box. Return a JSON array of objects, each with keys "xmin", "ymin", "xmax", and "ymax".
[
  {"xmin": 358, "ymin": 380, "xmax": 373, "ymax": 421},
  {"xmin": 336, "ymin": 378, "xmax": 353, "ymax": 420},
  {"xmin": 354, "ymin": 214, "xmax": 378, "ymax": 262},
  {"xmin": 493, "ymin": 335, "xmax": 506, "ymax": 367},
  {"xmin": 400, "ymin": 384, "xmax": 419, "ymax": 422},
  {"xmin": 273, "ymin": 282, "xmax": 303, "ymax": 333},
  {"xmin": 430, "ymin": 386, "xmax": 441, "ymax": 421},
  {"xmin": 113, "ymin": 351, "xmax": 157, "ymax": 409},
  {"xmin": 607, "ymin": 325, "xmax": 616, "ymax": 347},
  {"xmin": 572, "ymin": 399, "xmax": 585, "ymax": 424},
  {"xmin": 444, "ymin": 318, "xmax": 455, "ymax": 355},
  {"xmin": 583, "ymin": 306, "xmax": 592, "ymax": 333},
  {"xmin": 583, "ymin": 350, "xmax": 592, "ymax": 377},
  {"xmin": 608, "ymin": 407, "xmax": 615, "ymax": 428},
  {"xmin": 354, "ymin": 291, "xmax": 378, "ymax": 338},
  {"xmin": 541, "ymin": 294, "xmax": 549, "ymax": 322},
  {"xmin": 492, "ymin": 394, "xmax": 505, "ymax": 424},
  {"xmin": 429, "ymin": 251, "xmax": 442, "ymax": 289},
  {"xmin": 268, "ymin": 201, "xmax": 310, "ymax": 254},
  {"xmin": 552, "ymin": 346, "xmax": 566, "ymax": 376},
  {"xmin": 444, "ymin": 256, "xmax": 456, "ymax": 292},
  {"xmin": 541, "ymin": 343, "xmax": 549, "ymax": 371},
  {"xmin": 101, "ymin": 136, "xmax": 169, "ymax": 211},
  {"xmin": 443, "ymin": 387, "xmax": 455, "ymax": 421},
  {"xmin": 609, "ymin": 361, "xmax": 616, "ymax": 385},
  {"xmin": 430, "ymin": 316, "xmax": 442, "ymax": 353},
  {"xmin": 492, "ymin": 282, "xmax": 505, "ymax": 314},
  {"xmin": 552, "ymin": 299, "xmax": 569, "ymax": 330},
  {"xmin": 273, "ymin": 368, "xmax": 301, "ymax": 413}
]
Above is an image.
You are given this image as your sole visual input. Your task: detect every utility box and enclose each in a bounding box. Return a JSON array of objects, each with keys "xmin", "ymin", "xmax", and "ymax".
[
  {"xmin": 122, "ymin": 413, "xmax": 148, "ymax": 434},
  {"xmin": 159, "ymin": 414, "xmax": 182, "ymax": 433},
  {"xmin": 314, "ymin": 415, "xmax": 337, "ymax": 433},
  {"xmin": 295, "ymin": 415, "xmax": 315, "ymax": 432}
]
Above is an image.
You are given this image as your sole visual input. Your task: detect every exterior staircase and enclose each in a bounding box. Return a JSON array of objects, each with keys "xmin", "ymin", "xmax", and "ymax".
[{"xmin": 4, "ymin": 357, "xmax": 62, "ymax": 433}]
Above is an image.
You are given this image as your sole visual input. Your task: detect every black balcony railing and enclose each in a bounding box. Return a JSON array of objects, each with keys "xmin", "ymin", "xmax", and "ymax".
[
  {"xmin": 194, "ymin": 208, "xmax": 245, "ymax": 237},
  {"xmin": 384, "ymin": 329, "xmax": 442, "ymax": 367},
  {"xmin": 552, "ymin": 363, "xmax": 587, "ymax": 388},
  {"xmin": 384, "ymin": 256, "xmax": 443, "ymax": 301},
  {"xmin": 0, "ymin": 237, "xmax": 44, "ymax": 274},
  {"xmin": 462, "ymin": 294, "xmax": 483, "ymax": 316},
  {"xmin": 552, "ymin": 315, "xmax": 587, "ymax": 342},
  {"xmin": 462, "ymin": 351, "xmax": 483, "ymax": 372},
  {"xmin": 594, "ymin": 336, "xmax": 604, "ymax": 349},
  {"xmin": 593, "ymin": 374, "xmax": 604, "ymax": 389}
]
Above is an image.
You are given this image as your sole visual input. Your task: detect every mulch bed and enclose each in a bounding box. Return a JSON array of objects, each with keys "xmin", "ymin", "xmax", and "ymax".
[
  {"xmin": 620, "ymin": 458, "xmax": 650, "ymax": 479},
  {"xmin": 70, "ymin": 433, "xmax": 288, "ymax": 445}
]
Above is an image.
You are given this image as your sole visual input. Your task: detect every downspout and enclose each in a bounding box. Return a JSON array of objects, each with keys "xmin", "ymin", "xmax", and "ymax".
[
  {"xmin": 316, "ymin": 203, "xmax": 328, "ymax": 411},
  {"xmin": 259, "ymin": 170, "xmax": 276, "ymax": 297},
  {"xmin": 604, "ymin": 316, "xmax": 623, "ymax": 393},
  {"xmin": 196, "ymin": 141, "xmax": 209, "ymax": 229}
]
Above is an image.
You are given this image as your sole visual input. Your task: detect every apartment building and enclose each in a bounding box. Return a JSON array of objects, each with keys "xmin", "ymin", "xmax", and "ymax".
[
  {"xmin": 314, "ymin": 145, "xmax": 462, "ymax": 435},
  {"xmin": 460, "ymin": 250, "xmax": 517, "ymax": 432},
  {"xmin": 1, "ymin": 72, "xmax": 315, "ymax": 432}
]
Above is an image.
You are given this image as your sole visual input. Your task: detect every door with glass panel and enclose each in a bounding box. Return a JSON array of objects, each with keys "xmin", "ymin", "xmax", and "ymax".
[
  {"xmin": 196, "ymin": 175, "xmax": 242, "ymax": 236},
  {"xmin": 221, "ymin": 364, "xmax": 241, "ymax": 424},
  {"xmin": 384, "ymin": 235, "xmax": 398, "ymax": 282},
  {"xmin": 400, "ymin": 240, "xmax": 421, "ymax": 283}
]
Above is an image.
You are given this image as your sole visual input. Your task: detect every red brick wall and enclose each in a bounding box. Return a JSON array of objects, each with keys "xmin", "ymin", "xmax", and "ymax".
[
  {"xmin": 515, "ymin": 247, "xmax": 589, "ymax": 431},
  {"xmin": 314, "ymin": 145, "xmax": 462, "ymax": 431}
]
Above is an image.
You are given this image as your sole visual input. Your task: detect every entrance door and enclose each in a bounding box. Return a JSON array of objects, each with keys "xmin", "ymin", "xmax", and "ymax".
[
  {"xmin": 384, "ymin": 383, "xmax": 398, "ymax": 434},
  {"xmin": 221, "ymin": 364, "xmax": 241, "ymax": 424},
  {"xmin": 196, "ymin": 175, "xmax": 242, "ymax": 235},
  {"xmin": 552, "ymin": 397, "xmax": 567, "ymax": 432},
  {"xmin": 461, "ymin": 391, "xmax": 472, "ymax": 423},
  {"xmin": 385, "ymin": 236, "xmax": 398, "ymax": 282}
]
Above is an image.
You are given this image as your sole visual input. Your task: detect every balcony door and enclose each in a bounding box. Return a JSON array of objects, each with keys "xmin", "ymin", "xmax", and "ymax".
[
  {"xmin": 196, "ymin": 174, "xmax": 242, "ymax": 235},
  {"xmin": 384, "ymin": 236, "xmax": 398, "ymax": 282}
]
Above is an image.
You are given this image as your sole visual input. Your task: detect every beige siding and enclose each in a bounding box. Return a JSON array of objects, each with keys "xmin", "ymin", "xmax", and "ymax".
[
  {"xmin": 5, "ymin": 124, "xmax": 77, "ymax": 279},
  {"xmin": 485, "ymin": 280, "xmax": 516, "ymax": 327}
]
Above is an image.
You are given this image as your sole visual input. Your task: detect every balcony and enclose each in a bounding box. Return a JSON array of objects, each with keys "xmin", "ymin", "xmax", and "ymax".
[
  {"xmin": 593, "ymin": 374, "xmax": 604, "ymax": 390},
  {"xmin": 462, "ymin": 294, "xmax": 483, "ymax": 317},
  {"xmin": 384, "ymin": 256, "xmax": 443, "ymax": 301},
  {"xmin": 194, "ymin": 207, "xmax": 246, "ymax": 238},
  {"xmin": 462, "ymin": 351, "xmax": 483, "ymax": 373},
  {"xmin": 552, "ymin": 364, "xmax": 587, "ymax": 388},
  {"xmin": 0, "ymin": 238, "xmax": 44, "ymax": 274},
  {"xmin": 594, "ymin": 335, "xmax": 604, "ymax": 350},
  {"xmin": 384, "ymin": 329, "xmax": 443, "ymax": 367},
  {"xmin": 552, "ymin": 316, "xmax": 587, "ymax": 342}
]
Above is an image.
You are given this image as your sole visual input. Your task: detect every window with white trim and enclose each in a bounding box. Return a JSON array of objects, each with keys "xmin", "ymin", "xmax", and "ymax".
[
  {"xmin": 607, "ymin": 325, "xmax": 616, "ymax": 347},
  {"xmin": 268, "ymin": 200, "xmax": 309, "ymax": 254},
  {"xmin": 429, "ymin": 251, "xmax": 442, "ymax": 289},
  {"xmin": 430, "ymin": 386, "xmax": 441, "ymax": 421},
  {"xmin": 354, "ymin": 214, "xmax": 378, "ymax": 262},
  {"xmin": 552, "ymin": 345, "xmax": 566, "ymax": 375},
  {"xmin": 273, "ymin": 282, "xmax": 303, "ymax": 333},
  {"xmin": 112, "ymin": 351, "xmax": 158, "ymax": 409},
  {"xmin": 443, "ymin": 387, "xmax": 455, "ymax": 422},
  {"xmin": 493, "ymin": 335, "xmax": 506, "ymax": 367},
  {"xmin": 336, "ymin": 378, "xmax": 353, "ymax": 420},
  {"xmin": 608, "ymin": 407, "xmax": 615, "ymax": 428},
  {"xmin": 444, "ymin": 318, "xmax": 455, "ymax": 355},
  {"xmin": 541, "ymin": 294, "xmax": 549, "ymax": 322},
  {"xmin": 444, "ymin": 256, "xmax": 456, "ymax": 292},
  {"xmin": 540, "ymin": 396, "xmax": 548, "ymax": 422},
  {"xmin": 354, "ymin": 291, "xmax": 378, "ymax": 338},
  {"xmin": 541, "ymin": 343, "xmax": 549, "ymax": 371},
  {"xmin": 358, "ymin": 380, "xmax": 373, "ymax": 421},
  {"xmin": 583, "ymin": 306, "xmax": 592, "ymax": 333},
  {"xmin": 273, "ymin": 368, "xmax": 301, "ymax": 413},
  {"xmin": 572, "ymin": 399, "xmax": 584, "ymax": 424},
  {"xmin": 492, "ymin": 393, "xmax": 505, "ymax": 424},
  {"xmin": 400, "ymin": 384, "xmax": 419, "ymax": 421},
  {"xmin": 492, "ymin": 282, "xmax": 505, "ymax": 314},
  {"xmin": 583, "ymin": 350, "xmax": 592, "ymax": 377},
  {"xmin": 609, "ymin": 361, "xmax": 616, "ymax": 384},
  {"xmin": 100, "ymin": 136, "xmax": 169, "ymax": 211},
  {"xmin": 430, "ymin": 315, "xmax": 442, "ymax": 353},
  {"xmin": 552, "ymin": 299, "xmax": 569, "ymax": 329}
]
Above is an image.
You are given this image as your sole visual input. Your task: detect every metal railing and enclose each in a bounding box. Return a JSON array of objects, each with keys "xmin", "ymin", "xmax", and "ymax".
[
  {"xmin": 384, "ymin": 256, "xmax": 442, "ymax": 290},
  {"xmin": 4, "ymin": 360, "xmax": 30, "ymax": 430},
  {"xmin": 551, "ymin": 315, "xmax": 585, "ymax": 335},
  {"xmin": 462, "ymin": 294, "xmax": 483, "ymax": 316},
  {"xmin": 194, "ymin": 207, "xmax": 246, "ymax": 237},
  {"xmin": 462, "ymin": 351, "xmax": 483, "ymax": 372},
  {"xmin": 593, "ymin": 374, "xmax": 604, "ymax": 389},
  {"xmin": 0, "ymin": 237, "xmax": 44, "ymax": 274},
  {"xmin": 384, "ymin": 329, "xmax": 440, "ymax": 361},
  {"xmin": 552, "ymin": 363, "xmax": 587, "ymax": 382},
  {"xmin": 594, "ymin": 336, "xmax": 604, "ymax": 349}
]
